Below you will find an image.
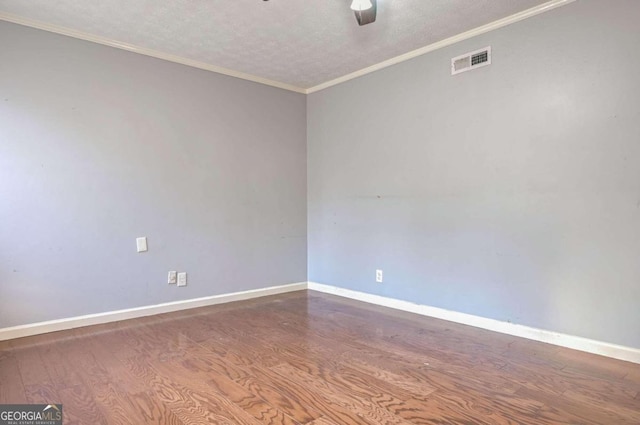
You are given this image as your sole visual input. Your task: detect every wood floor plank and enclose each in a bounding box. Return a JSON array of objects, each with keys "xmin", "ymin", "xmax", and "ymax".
[
  {"xmin": 385, "ymin": 394, "xmax": 541, "ymax": 425},
  {"xmin": 625, "ymin": 366, "xmax": 640, "ymax": 386},
  {"xmin": 24, "ymin": 382, "xmax": 60, "ymax": 405},
  {"xmin": 269, "ymin": 362, "xmax": 415, "ymax": 425},
  {"xmin": 150, "ymin": 312, "xmax": 284, "ymax": 368},
  {"xmin": 233, "ymin": 368, "xmax": 324, "ymax": 423},
  {"xmin": 205, "ymin": 377, "xmax": 302, "ymax": 425},
  {"xmin": 14, "ymin": 346, "xmax": 50, "ymax": 387},
  {"xmin": 556, "ymin": 348, "xmax": 640, "ymax": 380},
  {"xmin": 91, "ymin": 381, "xmax": 148, "ymax": 425},
  {"xmin": 121, "ymin": 354, "xmax": 262, "ymax": 425},
  {"xmin": 2, "ymin": 290, "xmax": 639, "ymax": 424},
  {"xmin": 307, "ymin": 417, "xmax": 340, "ymax": 425},
  {"xmin": 501, "ymin": 361, "xmax": 640, "ymax": 399},
  {"xmin": 0, "ymin": 351, "xmax": 26, "ymax": 403},
  {"xmin": 241, "ymin": 368, "xmax": 376, "ymax": 425},
  {"xmin": 515, "ymin": 386, "xmax": 640, "ymax": 425},
  {"xmin": 58, "ymin": 384, "xmax": 109, "ymax": 425},
  {"xmin": 124, "ymin": 391, "xmax": 185, "ymax": 425},
  {"xmin": 562, "ymin": 388, "xmax": 640, "ymax": 420},
  {"xmin": 78, "ymin": 332, "xmax": 149, "ymax": 394},
  {"xmin": 279, "ymin": 349, "xmax": 427, "ymax": 405},
  {"xmin": 37, "ymin": 340, "xmax": 87, "ymax": 391},
  {"xmin": 339, "ymin": 342, "xmax": 520, "ymax": 395},
  {"xmin": 60, "ymin": 337, "xmax": 151, "ymax": 424},
  {"xmin": 14, "ymin": 346, "xmax": 62, "ymax": 406},
  {"xmin": 141, "ymin": 335, "xmax": 302, "ymax": 425},
  {"xmin": 305, "ymin": 293, "xmax": 517, "ymax": 351}
]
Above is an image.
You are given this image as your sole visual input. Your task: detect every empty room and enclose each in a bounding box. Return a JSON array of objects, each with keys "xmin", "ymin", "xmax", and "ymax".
[{"xmin": 1, "ymin": 0, "xmax": 639, "ymax": 423}]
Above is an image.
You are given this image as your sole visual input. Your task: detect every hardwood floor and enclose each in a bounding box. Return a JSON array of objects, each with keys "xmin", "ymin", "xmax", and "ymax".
[{"xmin": 1, "ymin": 290, "xmax": 639, "ymax": 424}]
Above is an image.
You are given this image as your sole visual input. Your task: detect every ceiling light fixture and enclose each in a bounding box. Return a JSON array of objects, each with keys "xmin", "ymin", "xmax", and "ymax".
[
  {"xmin": 350, "ymin": 0, "xmax": 373, "ymax": 11},
  {"xmin": 352, "ymin": 0, "xmax": 377, "ymax": 26}
]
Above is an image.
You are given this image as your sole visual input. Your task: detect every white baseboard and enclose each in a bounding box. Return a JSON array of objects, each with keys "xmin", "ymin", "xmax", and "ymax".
[
  {"xmin": 307, "ymin": 282, "xmax": 640, "ymax": 365},
  {"xmin": 4, "ymin": 280, "xmax": 639, "ymax": 365},
  {"xmin": 0, "ymin": 282, "xmax": 307, "ymax": 341}
]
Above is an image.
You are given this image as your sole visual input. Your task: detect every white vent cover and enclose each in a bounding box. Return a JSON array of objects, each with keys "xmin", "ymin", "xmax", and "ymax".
[{"xmin": 451, "ymin": 46, "xmax": 491, "ymax": 75}]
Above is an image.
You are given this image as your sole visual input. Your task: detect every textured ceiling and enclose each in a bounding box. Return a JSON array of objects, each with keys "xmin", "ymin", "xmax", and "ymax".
[{"xmin": 0, "ymin": 0, "xmax": 552, "ymax": 90}]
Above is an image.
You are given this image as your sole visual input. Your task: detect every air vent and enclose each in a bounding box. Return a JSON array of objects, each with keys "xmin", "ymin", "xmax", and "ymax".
[{"xmin": 451, "ymin": 46, "xmax": 491, "ymax": 75}]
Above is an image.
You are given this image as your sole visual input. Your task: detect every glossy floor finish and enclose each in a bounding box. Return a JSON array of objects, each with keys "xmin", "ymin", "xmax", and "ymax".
[{"xmin": 1, "ymin": 291, "xmax": 639, "ymax": 424}]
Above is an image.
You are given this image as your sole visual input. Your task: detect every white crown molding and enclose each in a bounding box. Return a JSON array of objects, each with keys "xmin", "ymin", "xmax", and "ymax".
[
  {"xmin": 305, "ymin": 0, "xmax": 576, "ymax": 93},
  {"xmin": 0, "ymin": 282, "xmax": 307, "ymax": 341},
  {"xmin": 307, "ymin": 282, "xmax": 640, "ymax": 365},
  {"xmin": 2, "ymin": 0, "xmax": 574, "ymax": 95},
  {"xmin": 0, "ymin": 12, "xmax": 307, "ymax": 94}
]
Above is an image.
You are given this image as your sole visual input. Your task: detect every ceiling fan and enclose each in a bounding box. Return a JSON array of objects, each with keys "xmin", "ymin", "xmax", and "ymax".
[
  {"xmin": 262, "ymin": 0, "xmax": 377, "ymax": 26},
  {"xmin": 350, "ymin": 0, "xmax": 377, "ymax": 26}
]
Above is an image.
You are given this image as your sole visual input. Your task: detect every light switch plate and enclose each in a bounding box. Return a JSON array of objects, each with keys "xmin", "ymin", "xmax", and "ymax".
[
  {"xmin": 168, "ymin": 271, "xmax": 177, "ymax": 284},
  {"xmin": 136, "ymin": 237, "xmax": 148, "ymax": 252},
  {"xmin": 177, "ymin": 272, "xmax": 187, "ymax": 287}
]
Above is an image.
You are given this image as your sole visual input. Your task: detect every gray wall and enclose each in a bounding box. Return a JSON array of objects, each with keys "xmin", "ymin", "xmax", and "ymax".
[
  {"xmin": 0, "ymin": 22, "xmax": 307, "ymax": 328},
  {"xmin": 2, "ymin": 0, "xmax": 639, "ymax": 348},
  {"xmin": 308, "ymin": 0, "xmax": 640, "ymax": 348}
]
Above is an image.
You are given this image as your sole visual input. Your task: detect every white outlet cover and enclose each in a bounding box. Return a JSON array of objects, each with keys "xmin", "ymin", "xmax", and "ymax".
[
  {"xmin": 168, "ymin": 271, "xmax": 177, "ymax": 284},
  {"xmin": 376, "ymin": 269, "xmax": 383, "ymax": 283},
  {"xmin": 136, "ymin": 237, "xmax": 148, "ymax": 252},
  {"xmin": 177, "ymin": 272, "xmax": 187, "ymax": 287}
]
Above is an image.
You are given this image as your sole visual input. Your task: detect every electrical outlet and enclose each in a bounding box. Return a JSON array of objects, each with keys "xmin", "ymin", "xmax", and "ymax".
[
  {"xmin": 177, "ymin": 272, "xmax": 187, "ymax": 287},
  {"xmin": 168, "ymin": 271, "xmax": 177, "ymax": 284},
  {"xmin": 136, "ymin": 237, "xmax": 148, "ymax": 252},
  {"xmin": 376, "ymin": 269, "xmax": 383, "ymax": 283}
]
